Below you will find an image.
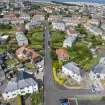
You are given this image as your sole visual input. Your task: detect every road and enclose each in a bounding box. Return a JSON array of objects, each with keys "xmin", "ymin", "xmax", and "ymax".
[{"xmin": 43, "ymin": 20, "xmax": 105, "ymax": 105}]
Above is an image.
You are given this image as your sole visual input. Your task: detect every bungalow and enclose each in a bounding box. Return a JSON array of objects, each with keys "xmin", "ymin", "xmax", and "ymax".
[
  {"xmin": 56, "ymin": 48, "xmax": 69, "ymax": 61},
  {"xmin": 90, "ymin": 63, "xmax": 105, "ymax": 80},
  {"xmin": 52, "ymin": 22, "xmax": 65, "ymax": 31},
  {"xmin": 63, "ymin": 36, "xmax": 77, "ymax": 48},
  {"xmin": 89, "ymin": 57, "xmax": 105, "ymax": 80},
  {"xmin": 16, "ymin": 32, "xmax": 28, "ymax": 46},
  {"xmin": 2, "ymin": 68, "xmax": 38, "ymax": 100},
  {"xmin": 62, "ymin": 62, "xmax": 82, "ymax": 82}
]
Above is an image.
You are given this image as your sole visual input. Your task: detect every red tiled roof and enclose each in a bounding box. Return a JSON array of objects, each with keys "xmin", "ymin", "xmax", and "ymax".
[{"xmin": 56, "ymin": 48, "xmax": 69, "ymax": 60}]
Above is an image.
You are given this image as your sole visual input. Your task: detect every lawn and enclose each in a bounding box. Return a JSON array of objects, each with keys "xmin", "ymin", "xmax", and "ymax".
[
  {"xmin": 27, "ymin": 28, "xmax": 44, "ymax": 52},
  {"xmin": 51, "ymin": 31, "xmax": 66, "ymax": 50},
  {"xmin": 51, "ymin": 31, "xmax": 66, "ymax": 43}
]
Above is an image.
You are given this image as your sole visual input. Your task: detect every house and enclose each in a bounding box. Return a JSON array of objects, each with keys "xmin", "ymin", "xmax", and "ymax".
[
  {"xmin": 16, "ymin": 26, "xmax": 28, "ymax": 35},
  {"xmin": 66, "ymin": 27, "xmax": 78, "ymax": 37},
  {"xmin": 12, "ymin": 16, "xmax": 24, "ymax": 25},
  {"xmin": 32, "ymin": 15, "xmax": 45, "ymax": 22},
  {"xmin": 89, "ymin": 19, "xmax": 100, "ymax": 26},
  {"xmin": 63, "ymin": 36, "xmax": 77, "ymax": 48},
  {"xmin": 16, "ymin": 32, "xmax": 28, "ymax": 46},
  {"xmin": 101, "ymin": 23, "xmax": 105, "ymax": 31},
  {"xmin": 25, "ymin": 21, "xmax": 41, "ymax": 30},
  {"xmin": 36, "ymin": 59, "xmax": 44, "ymax": 72},
  {"xmin": 87, "ymin": 25, "xmax": 103, "ymax": 36},
  {"xmin": 16, "ymin": 47, "xmax": 41, "ymax": 63},
  {"xmin": 48, "ymin": 15, "xmax": 62, "ymax": 22},
  {"xmin": 0, "ymin": 35, "xmax": 9, "ymax": 44},
  {"xmin": 0, "ymin": 18, "xmax": 10, "ymax": 25},
  {"xmin": 89, "ymin": 63, "xmax": 105, "ymax": 80},
  {"xmin": 63, "ymin": 17, "xmax": 81, "ymax": 26},
  {"xmin": 56, "ymin": 48, "xmax": 69, "ymax": 61},
  {"xmin": 99, "ymin": 57, "xmax": 105, "ymax": 65},
  {"xmin": 19, "ymin": 13, "xmax": 30, "ymax": 21},
  {"xmin": 62, "ymin": 62, "xmax": 82, "ymax": 82},
  {"xmin": 52, "ymin": 22, "xmax": 65, "ymax": 31},
  {"xmin": 2, "ymin": 68, "xmax": 38, "ymax": 100}
]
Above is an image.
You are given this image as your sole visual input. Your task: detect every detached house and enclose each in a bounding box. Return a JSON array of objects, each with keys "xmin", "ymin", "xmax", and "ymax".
[
  {"xmin": 62, "ymin": 62, "xmax": 83, "ymax": 82},
  {"xmin": 2, "ymin": 68, "xmax": 38, "ymax": 100},
  {"xmin": 16, "ymin": 32, "xmax": 28, "ymax": 46},
  {"xmin": 90, "ymin": 57, "xmax": 105, "ymax": 80},
  {"xmin": 90, "ymin": 64, "xmax": 105, "ymax": 80},
  {"xmin": 63, "ymin": 36, "xmax": 77, "ymax": 48},
  {"xmin": 56, "ymin": 48, "xmax": 69, "ymax": 61},
  {"xmin": 52, "ymin": 22, "xmax": 65, "ymax": 31}
]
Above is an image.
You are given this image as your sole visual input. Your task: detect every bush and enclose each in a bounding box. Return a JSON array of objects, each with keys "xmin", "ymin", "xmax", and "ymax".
[
  {"xmin": 18, "ymin": 96, "xmax": 22, "ymax": 105},
  {"xmin": 31, "ymin": 90, "xmax": 43, "ymax": 105},
  {"xmin": 53, "ymin": 66, "xmax": 65, "ymax": 85}
]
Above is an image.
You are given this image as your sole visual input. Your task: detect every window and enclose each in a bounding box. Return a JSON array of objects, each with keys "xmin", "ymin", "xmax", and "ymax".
[{"xmin": 21, "ymin": 91, "xmax": 25, "ymax": 93}]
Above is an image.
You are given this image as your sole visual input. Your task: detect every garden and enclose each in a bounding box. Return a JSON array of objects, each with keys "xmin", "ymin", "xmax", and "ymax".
[
  {"xmin": 31, "ymin": 90, "xmax": 43, "ymax": 105},
  {"xmin": 27, "ymin": 26, "xmax": 44, "ymax": 55}
]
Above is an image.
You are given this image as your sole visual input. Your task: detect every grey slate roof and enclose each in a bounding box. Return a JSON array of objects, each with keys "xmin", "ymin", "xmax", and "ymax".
[
  {"xmin": 63, "ymin": 62, "xmax": 81, "ymax": 75},
  {"xmin": 5, "ymin": 80, "xmax": 18, "ymax": 93},
  {"xmin": 4, "ymin": 69, "xmax": 37, "ymax": 93},
  {"xmin": 93, "ymin": 64, "xmax": 105, "ymax": 74}
]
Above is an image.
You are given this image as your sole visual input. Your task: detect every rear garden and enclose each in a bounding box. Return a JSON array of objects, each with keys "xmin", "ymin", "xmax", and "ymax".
[{"xmin": 50, "ymin": 23, "xmax": 105, "ymax": 87}]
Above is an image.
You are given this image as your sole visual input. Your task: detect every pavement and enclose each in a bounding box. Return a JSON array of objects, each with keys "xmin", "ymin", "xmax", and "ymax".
[{"xmin": 43, "ymin": 20, "xmax": 105, "ymax": 105}]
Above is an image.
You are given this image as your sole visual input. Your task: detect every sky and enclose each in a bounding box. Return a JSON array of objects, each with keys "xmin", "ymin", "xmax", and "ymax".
[{"xmin": 41, "ymin": 0, "xmax": 105, "ymax": 4}]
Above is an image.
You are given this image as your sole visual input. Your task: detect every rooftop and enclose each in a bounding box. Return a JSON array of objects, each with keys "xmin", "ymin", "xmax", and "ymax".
[
  {"xmin": 63, "ymin": 62, "xmax": 81, "ymax": 75},
  {"xmin": 93, "ymin": 64, "xmax": 105, "ymax": 74},
  {"xmin": 4, "ymin": 69, "xmax": 37, "ymax": 93}
]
